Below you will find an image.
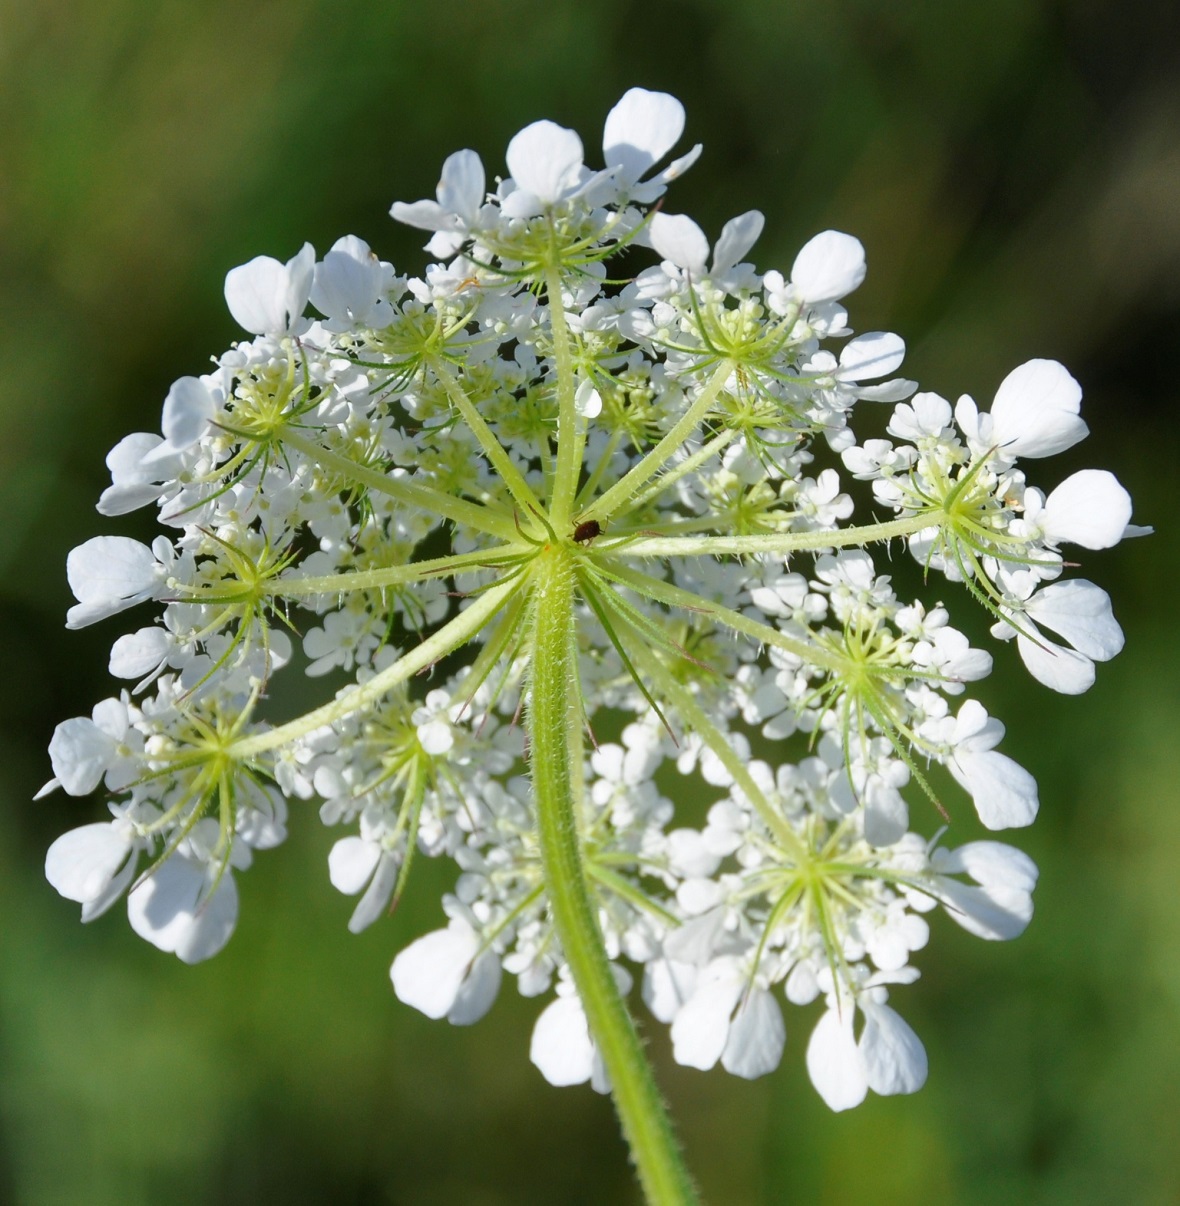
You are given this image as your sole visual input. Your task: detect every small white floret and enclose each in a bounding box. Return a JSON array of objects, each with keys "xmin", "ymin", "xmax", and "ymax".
[
  {"xmin": 224, "ymin": 242, "xmax": 315, "ymax": 337},
  {"xmin": 790, "ymin": 231, "xmax": 867, "ymax": 304},
  {"xmin": 987, "ymin": 359, "xmax": 1088, "ymax": 459},
  {"xmin": 66, "ymin": 536, "xmax": 169, "ymax": 629},
  {"xmin": 505, "ymin": 120, "xmax": 585, "ymax": 209},
  {"xmin": 45, "ymin": 822, "xmax": 135, "ymax": 904},
  {"xmin": 1041, "ymin": 470, "xmax": 1133, "ymax": 549},
  {"xmin": 127, "ymin": 856, "xmax": 239, "ymax": 964}
]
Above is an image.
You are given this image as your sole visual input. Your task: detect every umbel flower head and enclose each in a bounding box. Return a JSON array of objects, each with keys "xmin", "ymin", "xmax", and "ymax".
[{"xmin": 43, "ymin": 83, "xmax": 1141, "ymax": 1158}]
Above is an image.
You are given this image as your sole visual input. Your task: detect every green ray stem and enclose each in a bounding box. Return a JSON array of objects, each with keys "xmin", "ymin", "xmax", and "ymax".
[{"xmin": 528, "ymin": 546, "xmax": 699, "ymax": 1206}]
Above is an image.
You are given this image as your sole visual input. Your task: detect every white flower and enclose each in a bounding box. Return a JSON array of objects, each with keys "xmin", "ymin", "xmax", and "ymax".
[
  {"xmin": 928, "ymin": 840, "xmax": 1038, "ymax": 941},
  {"xmin": 805, "ymin": 972, "xmax": 927, "ymax": 1111},
  {"xmin": 391, "ymin": 149, "xmax": 488, "ymax": 257},
  {"xmin": 670, "ymin": 958, "xmax": 785, "ymax": 1079},
  {"xmin": 96, "ymin": 432, "xmax": 185, "ymax": 516},
  {"xmin": 391, "ymin": 920, "xmax": 502, "ymax": 1025},
  {"xmin": 648, "ymin": 210, "xmax": 764, "ymax": 290},
  {"xmin": 310, "ymin": 235, "xmax": 396, "ymax": 331},
  {"xmin": 955, "ymin": 359, "xmax": 1087, "ymax": 461},
  {"xmin": 42, "ymin": 697, "xmax": 142, "ymax": 796},
  {"xmin": 946, "ymin": 700, "xmax": 1039, "ymax": 829},
  {"xmin": 328, "ymin": 834, "xmax": 400, "ymax": 934},
  {"xmin": 601, "ymin": 87, "xmax": 701, "ymax": 203},
  {"xmin": 126, "ymin": 854, "xmax": 239, "ymax": 964},
  {"xmin": 223, "ymin": 242, "xmax": 315, "ymax": 337},
  {"xmin": 40, "ymin": 89, "xmax": 1136, "ymax": 1125},
  {"xmin": 65, "ymin": 535, "xmax": 173, "ymax": 629},
  {"xmin": 996, "ymin": 579, "xmax": 1124, "ymax": 695}
]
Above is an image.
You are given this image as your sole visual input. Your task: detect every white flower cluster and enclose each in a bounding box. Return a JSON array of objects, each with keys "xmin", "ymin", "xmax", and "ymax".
[{"xmin": 41, "ymin": 89, "xmax": 1140, "ymax": 1110}]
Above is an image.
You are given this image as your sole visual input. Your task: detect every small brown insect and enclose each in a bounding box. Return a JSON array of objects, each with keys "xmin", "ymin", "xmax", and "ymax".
[{"xmin": 572, "ymin": 518, "xmax": 603, "ymax": 545}]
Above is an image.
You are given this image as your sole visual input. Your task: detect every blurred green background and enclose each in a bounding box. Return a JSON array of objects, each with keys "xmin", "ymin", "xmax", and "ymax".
[{"xmin": 2, "ymin": 1, "xmax": 1178, "ymax": 1202}]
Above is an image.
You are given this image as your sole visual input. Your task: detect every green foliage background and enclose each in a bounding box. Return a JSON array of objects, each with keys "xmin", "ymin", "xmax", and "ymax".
[{"xmin": 1, "ymin": 2, "xmax": 1177, "ymax": 1202}]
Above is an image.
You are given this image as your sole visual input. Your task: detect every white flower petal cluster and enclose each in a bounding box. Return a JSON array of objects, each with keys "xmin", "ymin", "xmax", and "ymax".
[{"xmin": 42, "ymin": 88, "xmax": 1139, "ymax": 1112}]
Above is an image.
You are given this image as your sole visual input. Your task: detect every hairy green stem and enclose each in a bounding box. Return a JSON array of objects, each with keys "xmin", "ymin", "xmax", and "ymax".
[
  {"xmin": 529, "ymin": 548, "xmax": 699, "ymax": 1206},
  {"xmin": 280, "ymin": 427, "xmax": 521, "ymax": 541},
  {"xmin": 546, "ymin": 260, "xmax": 582, "ymax": 530},
  {"xmin": 613, "ymin": 512, "xmax": 936, "ymax": 558},
  {"xmin": 430, "ymin": 358, "xmax": 547, "ymax": 521},
  {"xmin": 230, "ymin": 575, "xmax": 517, "ymax": 758},
  {"xmin": 263, "ymin": 544, "xmax": 523, "ymax": 599},
  {"xmin": 581, "ymin": 361, "xmax": 734, "ymax": 525},
  {"xmin": 618, "ymin": 625, "xmax": 806, "ymax": 857}
]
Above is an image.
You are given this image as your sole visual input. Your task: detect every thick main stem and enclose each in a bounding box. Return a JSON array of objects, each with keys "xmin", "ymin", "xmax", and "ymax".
[{"xmin": 529, "ymin": 549, "xmax": 698, "ymax": 1206}]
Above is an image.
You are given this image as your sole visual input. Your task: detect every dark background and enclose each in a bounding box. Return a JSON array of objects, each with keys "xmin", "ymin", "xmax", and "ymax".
[{"xmin": 1, "ymin": 2, "xmax": 1178, "ymax": 1202}]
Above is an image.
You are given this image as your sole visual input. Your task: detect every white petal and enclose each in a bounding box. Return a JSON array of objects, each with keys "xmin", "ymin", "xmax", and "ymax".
[
  {"xmin": 785, "ymin": 960, "xmax": 819, "ymax": 1006},
  {"xmin": 106, "ymin": 431, "xmax": 164, "ymax": 479},
  {"xmin": 838, "ymin": 332, "xmax": 906, "ymax": 382},
  {"xmin": 791, "ymin": 231, "xmax": 866, "ymax": 303},
  {"xmin": 81, "ymin": 855, "xmax": 138, "ymax": 922},
  {"xmin": 951, "ymin": 698, "xmax": 1000, "ymax": 750},
  {"xmin": 574, "ymin": 379, "xmax": 602, "ymax": 418},
  {"xmin": 505, "ymin": 120, "xmax": 584, "ymax": 203},
  {"xmin": 45, "ymin": 822, "xmax": 133, "ymax": 903},
  {"xmin": 640, "ymin": 144, "xmax": 703, "ymax": 197},
  {"xmin": 328, "ymin": 836, "xmax": 381, "ymax": 895},
  {"xmin": 989, "ymin": 359, "xmax": 1087, "ymax": 459},
  {"xmin": 109, "ymin": 627, "xmax": 172, "ymax": 679},
  {"xmin": 67, "ymin": 536, "xmax": 158, "ymax": 605},
  {"xmin": 953, "ymin": 749, "xmax": 1039, "ymax": 830},
  {"xmin": 642, "ymin": 959, "xmax": 698, "ymax": 1023},
  {"xmin": 648, "ymin": 213, "xmax": 709, "ymax": 275},
  {"xmin": 389, "ymin": 199, "xmax": 450, "ymax": 232},
  {"xmin": 938, "ymin": 840, "xmax": 1039, "ymax": 893},
  {"xmin": 127, "ymin": 858, "xmax": 238, "ymax": 963},
  {"xmin": 670, "ymin": 973, "xmax": 742, "ymax": 1071},
  {"xmin": 937, "ymin": 878, "xmax": 1034, "ymax": 941},
  {"xmin": 603, "ymin": 88, "xmax": 685, "ymax": 181},
  {"xmin": 225, "ymin": 255, "xmax": 292, "ymax": 335},
  {"xmin": 530, "ymin": 995, "xmax": 595, "ymax": 1085},
  {"xmin": 806, "ymin": 1007, "xmax": 867, "ymax": 1111},
  {"xmin": 1015, "ymin": 633, "xmax": 1096, "ymax": 694},
  {"xmin": 1026, "ymin": 580, "xmax": 1124, "ymax": 662},
  {"xmin": 390, "ymin": 925, "xmax": 477, "ymax": 1020},
  {"xmin": 860, "ymin": 1002, "xmax": 927, "ymax": 1096},
  {"xmin": 282, "ymin": 242, "xmax": 315, "ymax": 328},
  {"xmin": 721, "ymin": 989, "xmax": 785, "ymax": 1079},
  {"xmin": 310, "ymin": 235, "xmax": 384, "ymax": 326},
  {"xmin": 160, "ymin": 376, "xmax": 216, "ymax": 449},
  {"xmin": 437, "ymin": 149, "xmax": 486, "ymax": 224},
  {"xmin": 862, "ymin": 782, "xmax": 909, "ymax": 848},
  {"xmin": 712, "ymin": 210, "xmax": 764, "ymax": 275},
  {"xmin": 447, "ymin": 950, "xmax": 501, "ymax": 1025},
  {"xmin": 350, "ymin": 856, "xmax": 400, "ymax": 933},
  {"xmin": 47, "ymin": 717, "xmax": 115, "ymax": 796},
  {"xmin": 1043, "ymin": 470, "xmax": 1132, "ymax": 549},
  {"xmin": 417, "ymin": 718, "xmax": 454, "ymax": 756}
]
